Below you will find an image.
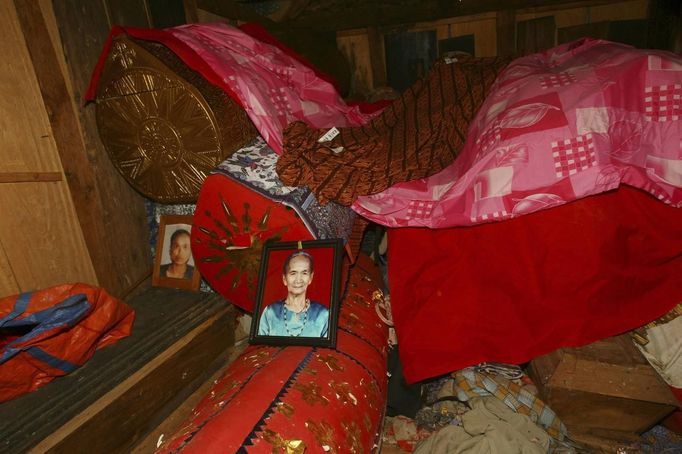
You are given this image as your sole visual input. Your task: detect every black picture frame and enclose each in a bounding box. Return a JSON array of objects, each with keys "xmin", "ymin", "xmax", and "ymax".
[{"xmin": 249, "ymin": 238, "xmax": 344, "ymax": 348}]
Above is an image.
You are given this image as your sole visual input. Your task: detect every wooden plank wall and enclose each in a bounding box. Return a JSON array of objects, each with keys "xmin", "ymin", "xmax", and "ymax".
[
  {"xmin": 0, "ymin": 1, "xmax": 97, "ymax": 295},
  {"xmin": 338, "ymin": 0, "xmax": 649, "ymax": 99},
  {"xmin": 0, "ymin": 1, "xmax": 160, "ymax": 298},
  {"xmin": 47, "ymin": 0, "xmax": 155, "ymax": 298}
]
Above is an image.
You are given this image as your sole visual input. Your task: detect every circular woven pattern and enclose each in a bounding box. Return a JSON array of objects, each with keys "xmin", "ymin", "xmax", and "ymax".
[{"xmin": 95, "ymin": 37, "xmax": 256, "ymax": 203}]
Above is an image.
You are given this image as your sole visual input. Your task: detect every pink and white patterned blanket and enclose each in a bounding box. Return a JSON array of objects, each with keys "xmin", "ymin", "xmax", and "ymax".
[
  {"xmin": 352, "ymin": 38, "xmax": 682, "ymax": 227},
  {"xmin": 169, "ymin": 23, "xmax": 374, "ymax": 154}
]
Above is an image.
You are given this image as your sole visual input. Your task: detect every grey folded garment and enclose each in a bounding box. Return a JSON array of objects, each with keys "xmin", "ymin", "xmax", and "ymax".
[{"xmin": 414, "ymin": 396, "xmax": 550, "ymax": 454}]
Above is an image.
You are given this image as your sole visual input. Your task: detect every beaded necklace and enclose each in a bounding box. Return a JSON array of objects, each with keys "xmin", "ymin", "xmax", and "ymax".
[{"xmin": 282, "ymin": 299, "xmax": 310, "ymax": 337}]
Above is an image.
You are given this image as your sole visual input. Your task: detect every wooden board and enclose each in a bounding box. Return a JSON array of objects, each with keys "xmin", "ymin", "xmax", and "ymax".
[
  {"xmin": 588, "ymin": 0, "xmax": 648, "ymax": 22},
  {"xmin": 47, "ymin": 1, "xmax": 154, "ymax": 297},
  {"xmin": 0, "ymin": 183, "xmax": 97, "ymax": 290},
  {"xmin": 367, "ymin": 27, "xmax": 387, "ymax": 87},
  {"xmin": 436, "ymin": 17, "xmax": 498, "ymax": 57},
  {"xmin": 280, "ymin": 0, "xmax": 637, "ymax": 32},
  {"xmin": 464, "ymin": 18, "xmax": 498, "ymax": 57},
  {"xmin": 104, "ymin": 0, "xmax": 151, "ymax": 28},
  {"xmin": 496, "ymin": 10, "xmax": 516, "ymax": 56},
  {"xmin": 517, "ymin": 0, "xmax": 649, "ymax": 28},
  {"xmin": 558, "ymin": 21, "xmax": 610, "ymax": 43},
  {"xmin": 529, "ymin": 334, "xmax": 678, "ymax": 435},
  {"xmin": 130, "ymin": 340, "xmax": 249, "ymax": 454},
  {"xmin": 516, "ymin": 15, "xmax": 557, "ymax": 54},
  {"xmin": 0, "ymin": 288, "xmax": 235, "ymax": 454},
  {"xmin": 337, "ymin": 31, "xmax": 374, "ymax": 97},
  {"xmin": 0, "ymin": 2, "xmax": 97, "ymax": 293},
  {"xmin": 0, "ymin": 2, "xmax": 62, "ymax": 174},
  {"xmin": 542, "ymin": 388, "xmax": 676, "ymax": 435},
  {"xmin": 0, "ymin": 240, "xmax": 19, "ymax": 297}
]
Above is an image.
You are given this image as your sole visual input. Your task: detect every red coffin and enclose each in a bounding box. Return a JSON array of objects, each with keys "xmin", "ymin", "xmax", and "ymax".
[{"xmin": 156, "ymin": 254, "xmax": 388, "ymax": 453}]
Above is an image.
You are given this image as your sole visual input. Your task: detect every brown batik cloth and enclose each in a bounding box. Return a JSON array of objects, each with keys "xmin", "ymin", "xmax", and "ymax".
[{"xmin": 277, "ymin": 55, "xmax": 512, "ymax": 206}]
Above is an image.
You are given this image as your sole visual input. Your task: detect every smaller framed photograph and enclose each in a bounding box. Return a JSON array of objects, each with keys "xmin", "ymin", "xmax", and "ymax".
[
  {"xmin": 152, "ymin": 214, "xmax": 201, "ymax": 291},
  {"xmin": 249, "ymin": 238, "xmax": 344, "ymax": 348}
]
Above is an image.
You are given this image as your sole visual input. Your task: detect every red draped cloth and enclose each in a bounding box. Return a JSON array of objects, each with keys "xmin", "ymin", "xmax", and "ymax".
[{"xmin": 388, "ymin": 187, "xmax": 682, "ymax": 383}]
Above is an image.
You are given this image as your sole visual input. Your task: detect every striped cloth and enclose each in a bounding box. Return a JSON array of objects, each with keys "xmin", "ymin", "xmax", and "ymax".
[
  {"xmin": 277, "ymin": 55, "xmax": 511, "ymax": 206},
  {"xmin": 451, "ymin": 368, "xmax": 572, "ymax": 446}
]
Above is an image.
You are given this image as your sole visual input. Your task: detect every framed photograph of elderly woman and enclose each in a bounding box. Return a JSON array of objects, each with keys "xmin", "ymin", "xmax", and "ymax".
[
  {"xmin": 152, "ymin": 215, "xmax": 201, "ymax": 291},
  {"xmin": 249, "ymin": 238, "xmax": 344, "ymax": 348}
]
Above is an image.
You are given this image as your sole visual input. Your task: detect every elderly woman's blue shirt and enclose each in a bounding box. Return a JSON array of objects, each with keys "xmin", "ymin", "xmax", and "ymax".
[{"xmin": 257, "ymin": 300, "xmax": 329, "ymax": 337}]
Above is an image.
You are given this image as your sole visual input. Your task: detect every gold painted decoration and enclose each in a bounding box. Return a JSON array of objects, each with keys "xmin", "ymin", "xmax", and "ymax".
[
  {"xmin": 261, "ymin": 429, "xmax": 306, "ymax": 454},
  {"xmin": 285, "ymin": 440, "xmax": 306, "ymax": 454},
  {"xmin": 276, "ymin": 401, "xmax": 296, "ymax": 418},
  {"xmin": 195, "ymin": 198, "xmax": 288, "ymax": 298},
  {"xmin": 341, "ymin": 421, "xmax": 364, "ymax": 454},
  {"xmin": 95, "ymin": 35, "xmax": 256, "ymax": 203},
  {"xmin": 111, "ymin": 40, "xmax": 135, "ymax": 68},
  {"xmin": 243, "ymin": 348, "xmax": 273, "ymax": 367},
  {"xmin": 328, "ymin": 381, "xmax": 358, "ymax": 405},
  {"xmin": 360, "ymin": 379, "xmax": 381, "ymax": 410},
  {"xmin": 316, "ymin": 354, "xmax": 345, "ymax": 372},
  {"xmin": 349, "ymin": 293, "xmax": 371, "ymax": 309},
  {"xmin": 306, "ymin": 419, "xmax": 338, "ymax": 453},
  {"xmin": 340, "ymin": 311, "xmax": 362, "ymax": 329},
  {"xmin": 363, "ymin": 413, "xmax": 372, "ymax": 431},
  {"xmin": 210, "ymin": 379, "xmax": 241, "ymax": 403},
  {"xmin": 293, "ymin": 382, "xmax": 329, "ymax": 406}
]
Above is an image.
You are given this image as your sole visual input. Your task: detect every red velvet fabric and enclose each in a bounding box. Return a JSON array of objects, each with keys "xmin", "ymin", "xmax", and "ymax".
[{"xmin": 388, "ymin": 186, "xmax": 682, "ymax": 383}]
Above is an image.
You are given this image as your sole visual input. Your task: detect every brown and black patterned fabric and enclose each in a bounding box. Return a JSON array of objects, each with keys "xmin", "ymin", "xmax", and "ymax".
[{"xmin": 277, "ymin": 55, "xmax": 512, "ymax": 206}]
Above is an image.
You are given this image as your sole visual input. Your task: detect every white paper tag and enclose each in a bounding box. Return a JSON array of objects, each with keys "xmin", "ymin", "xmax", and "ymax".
[
  {"xmin": 331, "ymin": 146, "xmax": 344, "ymax": 154},
  {"xmin": 318, "ymin": 127, "xmax": 340, "ymax": 143}
]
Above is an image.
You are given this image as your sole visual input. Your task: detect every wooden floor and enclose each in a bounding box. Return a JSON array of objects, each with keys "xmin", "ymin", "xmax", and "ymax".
[{"xmin": 131, "ymin": 340, "xmax": 250, "ymax": 453}]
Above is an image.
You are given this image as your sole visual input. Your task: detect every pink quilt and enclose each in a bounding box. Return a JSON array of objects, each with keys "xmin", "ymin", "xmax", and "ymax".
[
  {"xmin": 352, "ymin": 39, "xmax": 682, "ymax": 227},
  {"xmin": 167, "ymin": 23, "xmax": 374, "ymax": 154},
  {"xmin": 85, "ymin": 23, "xmax": 375, "ymax": 155}
]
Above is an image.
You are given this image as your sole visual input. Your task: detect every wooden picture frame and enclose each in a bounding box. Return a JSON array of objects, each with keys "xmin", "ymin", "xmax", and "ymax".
[
  {"xmin": 249, "ymin": 239, "xmax": 344, "ymax": 348},
  {"xmin": 152, "ymin": 214, "xmax": 201, "ymax": 291}
]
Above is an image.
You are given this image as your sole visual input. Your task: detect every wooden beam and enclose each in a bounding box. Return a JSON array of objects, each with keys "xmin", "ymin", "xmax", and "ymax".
[
  {"xmin": 196, "ymin": 0, "xmax": 277, "ymax": 27},
  {"xmin": 183, "ymin": 0, "xmax": 199, "ymax": 23},
  {"xmin": 496, "ymin": 9, "xmax": 517, "ymax": 56},
  {"xmin": 0, "ymin": 172, "xmax": 63, "ymax": 183},
  {"xmin": 367, "ymin": 27, "xmax": 387, "ymax": 88},
  {"xmin": 278, "ymin": 0, "xmax": 312, "ymax": 21},
  {"xmin": 285, "ymin": 0, "xmax": 637, "ymax": 31},
  {"xmin": 103, "ymin": 0, "xmax": 151, "ymax": 28}
]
